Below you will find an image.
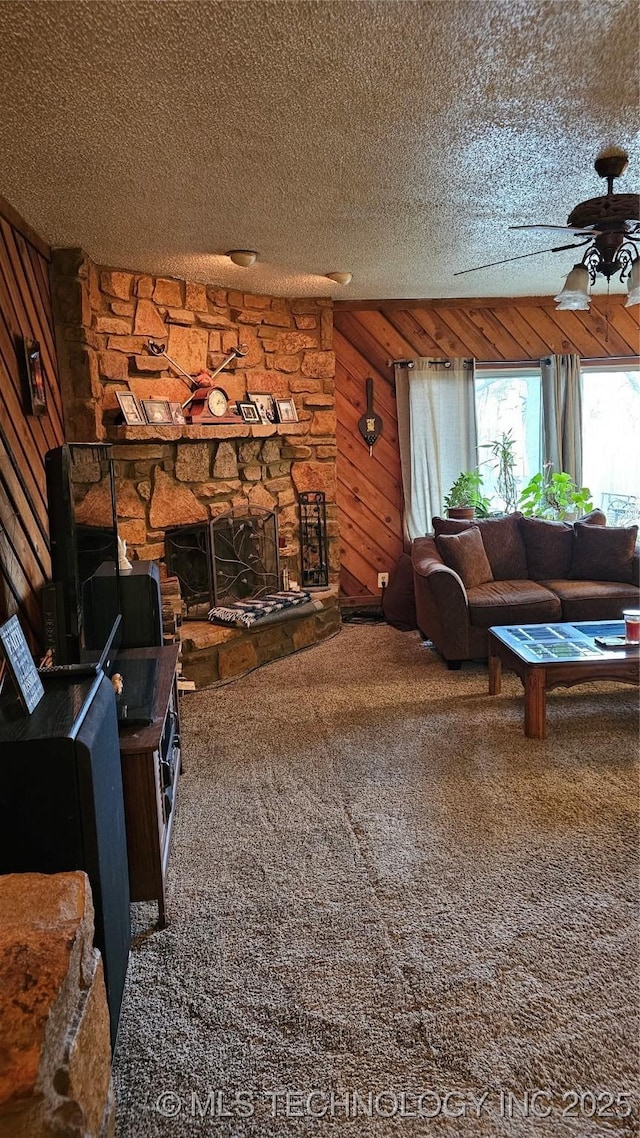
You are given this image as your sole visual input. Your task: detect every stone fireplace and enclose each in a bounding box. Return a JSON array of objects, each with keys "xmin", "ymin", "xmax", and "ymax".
[{"xmin": 51, "ymin": 250, "xmax": 340, "ymax": 596}]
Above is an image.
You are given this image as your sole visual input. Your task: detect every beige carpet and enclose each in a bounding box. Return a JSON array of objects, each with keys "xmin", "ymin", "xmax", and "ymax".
[{"xmin": 113, "ymin": 625, "xmax": 639, "ymax": 1137}]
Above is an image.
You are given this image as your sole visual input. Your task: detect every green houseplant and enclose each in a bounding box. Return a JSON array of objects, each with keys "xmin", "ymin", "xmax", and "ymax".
[
  {"xmin": 443, "ymin": 470, "xmax": 491, "ymax": 519},
  {"xmin": 481, "ymin": 429, "xmax": 519, "ymax": 514},
  {"xmin": 518, "ymin": 463, "xmax": 594, "ymax": 520}
]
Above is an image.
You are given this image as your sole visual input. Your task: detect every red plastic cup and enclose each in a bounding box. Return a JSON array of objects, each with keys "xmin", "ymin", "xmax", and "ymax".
[{"xmin": 623, "ymin": 609, "xmax": 640, "ymax": 643}]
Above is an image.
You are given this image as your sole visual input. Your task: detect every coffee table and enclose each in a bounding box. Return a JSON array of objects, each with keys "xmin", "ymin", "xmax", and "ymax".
[{"xmin": 488, "ymin": 620, "xmax": 640, "ymax": 738}]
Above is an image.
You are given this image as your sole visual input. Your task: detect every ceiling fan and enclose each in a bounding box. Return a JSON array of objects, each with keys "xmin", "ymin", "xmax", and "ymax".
[{"xmin": 455, "ymin": 146, "xmax": 640, "ymax": 309}]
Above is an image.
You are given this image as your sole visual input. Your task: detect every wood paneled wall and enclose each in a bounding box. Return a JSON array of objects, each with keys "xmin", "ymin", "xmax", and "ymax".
[
  {"xmin": 0, "ymin": 196, "xmax": 65, "ymax": 649},
  {"xmin": 334, "ymin": 295, "xmax": 640, "ymax": 599}
]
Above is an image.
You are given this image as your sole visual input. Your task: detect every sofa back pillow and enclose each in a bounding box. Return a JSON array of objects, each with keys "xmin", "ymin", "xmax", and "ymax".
[
  {"xmin": 570, "ymin": 522, "xmax": 638, "ymax": 583},
  {"xmin": 519, "ymin": 516, "xmax": 574, "ymax": 580},
  {"xmin": 474, "ymin": 513, "xmax": 527, "ymax": 580},
  {"xmin": 436, "ymin": 526, "xmax": 494, "ymax": 589},
  {"xmin": 433, "ymin": 513, "xmax": 527, "ymax": 580}
]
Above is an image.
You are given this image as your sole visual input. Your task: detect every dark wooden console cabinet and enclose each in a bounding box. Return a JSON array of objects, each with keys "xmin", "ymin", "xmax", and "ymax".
[{"xmin": 116, "ymin": 644, "xmax": 181, "ymax": 927}]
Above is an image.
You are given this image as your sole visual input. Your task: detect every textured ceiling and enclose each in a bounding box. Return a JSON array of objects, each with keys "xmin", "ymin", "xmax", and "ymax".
[{"xmin": 0, "ymin": 0, "xmax": 638, "ymax": 300}]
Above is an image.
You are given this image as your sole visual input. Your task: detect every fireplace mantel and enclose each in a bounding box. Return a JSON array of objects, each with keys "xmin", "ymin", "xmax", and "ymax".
[{"xmin": 105, "ymin": 422, "xmax": 310, "ymax": 443}]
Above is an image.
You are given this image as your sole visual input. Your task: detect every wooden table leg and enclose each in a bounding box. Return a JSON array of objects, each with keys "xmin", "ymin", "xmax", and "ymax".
[
  {"xmin": 488, "ymin": 644, "xmax": 502, "ymax": 694},
  {"xmin": 524, "ymin": 667, "xmax": 546, "ymax": 738}
]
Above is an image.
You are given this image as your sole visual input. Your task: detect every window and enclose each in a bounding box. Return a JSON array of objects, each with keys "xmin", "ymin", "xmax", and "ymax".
[
  {"xmin": 581, "ymin": 367, "xmax": 640, "ymax": 525},
  {"xmin": 474, "ymin": 368, "xmax": 541, "ymax": 509}
]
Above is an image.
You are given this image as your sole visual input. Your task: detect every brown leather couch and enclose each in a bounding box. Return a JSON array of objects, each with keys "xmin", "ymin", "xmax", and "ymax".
[{"xmin": 411, "ymin": 512, "xmax": 640, "ymax": 668}]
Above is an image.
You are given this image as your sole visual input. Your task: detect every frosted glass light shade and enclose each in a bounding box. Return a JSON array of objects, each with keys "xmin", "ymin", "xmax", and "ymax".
[
  {"xmin": 554, "ymin": 264, "xmax": 590, "ymax": 310},
  {"xmin": 625, "ymin": 257, "xmax": 640, "ymax": 307},
  {"xmin": 227, "ymin": 250, "xmax": 258, "ymax": 267}
]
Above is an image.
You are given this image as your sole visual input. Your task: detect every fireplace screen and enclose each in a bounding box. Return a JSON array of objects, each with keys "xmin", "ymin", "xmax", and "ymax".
[
  {"xmin": 165, "ymin": 523, "xmax": 212, "ymax": 620},
  {"xmin": 210, "ymin": 507, "xmax": 279, "ymax": 607}
]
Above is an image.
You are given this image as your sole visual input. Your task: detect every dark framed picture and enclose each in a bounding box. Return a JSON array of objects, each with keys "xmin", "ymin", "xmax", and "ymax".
[
  {"xmin": 141, "ymin": 398, "xmax": 173, "ymax": 425},
  {"xmin": 275, "ymin": 397, "xmax": 298, "ymax": 423},
  {"xmin": 0, "ymin": 615, "xmax": 44, "ymax": 715},
  {"xmin": 237, "ymin": 400, "xmax": 261, "ymax": 424},
  {"xmin": 22, "ymin": 338, "xmax": 47, "ymax": 416},
  {"xmin": 246, "ymin": 392, "xmax": 277, "ymax": 424},
  {"xmin": 116, "ymin": 390, "xmax": 146, "ymax": 425},
  {"xmin": 169, "ymin": 401, "xmax": 187, "ymax": 425}
]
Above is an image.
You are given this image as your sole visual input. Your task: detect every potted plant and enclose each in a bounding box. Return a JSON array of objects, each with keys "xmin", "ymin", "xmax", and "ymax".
[
  {"xmin": 443, "ymin": 470, "xmax": 491, "ymax": 519},
  {"xmin": 518, "ymin": 463, "xmax": 594, "ymax": 520},
  {"xmin": 481, "ymin": 429, "xmax": 519, "ymax": 514}
]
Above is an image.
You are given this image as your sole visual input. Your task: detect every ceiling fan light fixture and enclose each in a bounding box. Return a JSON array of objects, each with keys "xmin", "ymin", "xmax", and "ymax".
[
  {"xmin": 625, "ymin": 257, "xmax": 640, "ymax": 307},
  {"xmin": 554, "ymin": 263, "xmax": 591, "ymax": 310},
  {"xmin": 226, "ymin": 250, "xmax": 258, "ymax": 267},
  {"xmin": 326, "ymin": 271, "xmax": 353, "ymax": 286}
]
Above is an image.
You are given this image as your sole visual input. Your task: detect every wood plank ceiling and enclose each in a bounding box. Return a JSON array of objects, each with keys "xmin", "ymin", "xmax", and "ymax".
[{"xmin": 334, "ymin": 296, "xmax": 640, "ymax": 600}]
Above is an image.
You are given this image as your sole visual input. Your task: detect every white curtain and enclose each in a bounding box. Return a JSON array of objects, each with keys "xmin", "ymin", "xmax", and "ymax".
[
  {"xmin": 541, "ymin": 354, "xmax": 583, "ymax": 484},
  {"xmin": 396, "ymin": 358, "xmax": 478, "ymax": 539}
]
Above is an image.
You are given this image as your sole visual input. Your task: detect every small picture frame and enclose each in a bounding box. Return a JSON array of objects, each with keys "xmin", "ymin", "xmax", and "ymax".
[
  {"xmin": 141, "ymin": 398, "xmax": 173, "ymax": 425},
  {"xmin": 237, "ymin": 400, "xmax": 262, "ymax": 424},
  {"xmin": 0, "ymin": 615, "xmax": 44, "ymax": 715},
  {"xmin": 22, "ymin": 338, "xmax": 47, "ymax": 416},
  {"xmin": 169, "ymin": 401, "xmax": 187, "ymax": 425},
  {"xmin": 246, "ymin": 392, "xmax": 277, "ymax": 424},
  {"xmin": 116, "ymin": 390, "xmax": 146, "ymax": 426},
  {"xmin": 275, "ymin": 397, "xmax": 298, "ymax": 423}
]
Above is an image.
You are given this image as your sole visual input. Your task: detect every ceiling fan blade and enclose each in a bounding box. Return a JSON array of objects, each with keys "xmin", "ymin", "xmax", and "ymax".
[
  {"xmin": 510, "ymin": 223, "xmax": 599, "ymax": 236},
  {"xmin": 453, "ymin": 240, "xmax": 591, "ymax": 277}
]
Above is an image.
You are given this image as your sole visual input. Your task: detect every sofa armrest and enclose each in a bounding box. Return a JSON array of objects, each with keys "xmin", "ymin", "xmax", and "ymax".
[
  {"xmin": 633, "ymin": 544, "xmax": 639, "ymax": 587},
  {"xmin": 411, "ymin": 536, "xmax": 470, "ymax": 661}
]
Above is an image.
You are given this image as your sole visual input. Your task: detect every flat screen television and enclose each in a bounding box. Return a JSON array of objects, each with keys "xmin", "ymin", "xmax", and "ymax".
[{"xmin": 44, "ymin": 443, "xmax": 122, "ymax": 666}]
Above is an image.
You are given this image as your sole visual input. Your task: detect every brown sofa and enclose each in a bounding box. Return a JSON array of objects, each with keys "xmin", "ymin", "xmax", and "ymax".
[{"xmin": 411, "ymin": 512, "xmax": 640, "ymax": 668}]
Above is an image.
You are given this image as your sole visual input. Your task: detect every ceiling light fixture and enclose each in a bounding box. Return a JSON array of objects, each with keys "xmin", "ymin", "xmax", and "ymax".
[
  {"xmin": 226, "ymin": 250, "xmax": 258, "ymax": 267},
  {"xmin": 326, "ymin": 272, "xmax": 353, "ymax": 286}
]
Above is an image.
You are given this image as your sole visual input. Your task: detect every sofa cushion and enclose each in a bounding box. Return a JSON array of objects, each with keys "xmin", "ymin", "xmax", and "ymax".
[
  {"xmin": 544, "ymin": 578, "xmax": 640, "ymax": 622},
  {"xmin": 467, "ymin": 580, "xmax": 561, "ymax": 628},
  {"xmin": 434, "ymin": 513, "xmax": 527, "ymax": 580},
  {"xmin": 476, "ymin": 513, "xmax": 528, "ymax": 579},
  {"xmin": 436, "ymin": 526, "xmax": 494, "ymax": 589},
  {"xmin": 570, "ymin": 522, "xmax": 638, "ymax": 583},
  {"xmin": 519, "ymin": 516, "xmax": 574, "ymax": 579}
]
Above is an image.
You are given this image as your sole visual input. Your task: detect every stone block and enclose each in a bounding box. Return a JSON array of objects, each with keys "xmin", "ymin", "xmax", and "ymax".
[
  {"xmin": 303, "ymin": 393, "xmax": 335, "ymax": 408},
  {"xmin": 281, "ymin": 444, "xmax": 312, "ymax": 460},
  {"xmin": 206, "ymin": 287, "xmax": 228, "ymax": 308},
  {"xmin": 273, "ymin": 352, "xmax": 301, "ymax": 372},
  {"xmin": 165, "ymin": 308, "xmax": 196, "ymax": 325},
  {"xmin": 243, "ymin": 293, "xmax": 272, "ymax": 310},
  {"xmin": 100, "ymin": 270, "xmax": 133, "ymax": 299},
  {"xmin": 278, "ymin": 331, "xmax": 318, "ymax": 353},
  {"xmin": 294, "ymin": 314, "xmax": 318, "ymax": 329},
  {"xmin": 185, "ymin": 282, "xmax": 208, "ymax": 311},
  {"xmin": 238, "ymin": 440, "xmax": 262, "ymax": 463},
  {"xmin": 218, "ymin": 639, "xmax": 258, "ymax": 680},
  {"xmin": 315, "ymin": 444, "xmax": 337, "ymax": 459},
  {"xmin": 118, "ymin": 519, "xmax": 147, "ymax": 545},
  {"xmin": 267, "ymin": 462, "xmax": 291, "ymax": 478},
  {"xmin": 310, "ymin": 410, "xmax": 337, "ymax": 436},
  {"xmin": 241, "ymin": 464, "xmax": 262, "ymax": 481},
  {"xmin": 292, "ymin": 617, "xmax": 317, "ymax": 650},
  {"xmin": 207, "ymin": 331, "xmax": 222, "ymax": 354},
  {"xmin": 301, "ymin": 350, "xmax": 335, "ymax": 379},
  {"xmin": 277, "ymin": 488, "xmax": 296, "ymax": 507},
  {"xmin": 259, "ymin": 439, "xmax": 280, "ymax": 464},
  {"xmin": 112, "ymin": 445, "xmax": 165, "ymax": 460},
  {"xmin": 106, "ymin": 335, "xmax": 148, "ymax": 354},
  {"xmin": 291, "ymin": 461, "xmax": 337, "ymax": 500},
  {"xmin": 135, "ymin": 541, "xmax": 165, "ymax": 560},
  {"xmin": 227, "ymin": 290, "xmax": 244, "ymax": 308},
  {"xmin": 264, "ymin": 309, "xmax": 292, "ymax": 328},
  {"xmin": 196, "ymin": 310, "xmax": 233, "ymax": 329},
  {"xmin": 230, "ymin": 309, "xmax": 265, "ymax": 325},
  {"xmin": 175, "ymin": 442, "xmax": 211, "ymax": 483},
  {"xmin": 98, "ymin": 351, "xmax": 129, "ymax": 382},
  {"xmin": 131, "ymin": 355, "xmax": 168, "ymax": 373},
  {"xmin": 149, "ymin": 468, "xmax": 207, "ymax": 528},
  {"xmin": 135, "ymin": 275, "xmax": 154, "ymax": 298},
  {"xmin": 320, "ymin": 308, "xmax": 333, "ymax": 350},
  {"xmin": 94, "ymin": 316, "xmax": 133, "ymax": 335},
  {"xmin": 289, "ymin": 378, "xmax": 321, "ymax": 393},
  {"xmin": 153, "ymin": 278, "xmax": 183, "ymax": 307},
  {"xmin": 212, "ymin": 441, "xmax": 239, "ymax": 480},
  {"xmin": 138, "ymin": 480, "xmax": 151, "ymax": 500},
  {"xmin": 133, "ymin": 299, "xmax": 167, "ymax": 338},
  {"xmin": 247, "ymin": 483, "xmax": 276, "ymax": 510},
  {"xmin": 110, "ymin": 299, "xmax": 135, "ymax": 317},
  {"xmin": 166, "ymin": 325, "xmax": 208, "ymax": 375}
]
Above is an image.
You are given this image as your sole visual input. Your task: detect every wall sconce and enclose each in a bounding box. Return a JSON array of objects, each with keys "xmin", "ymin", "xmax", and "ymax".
[{"xmin": 226, "ymin": 250, "xmax": 258, "ymax": 267}]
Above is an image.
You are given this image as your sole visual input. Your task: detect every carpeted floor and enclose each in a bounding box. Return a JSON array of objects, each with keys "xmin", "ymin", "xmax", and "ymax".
[{"xmin": 113, "ymin": 624, "xmax": 639, "ymax": 1137}]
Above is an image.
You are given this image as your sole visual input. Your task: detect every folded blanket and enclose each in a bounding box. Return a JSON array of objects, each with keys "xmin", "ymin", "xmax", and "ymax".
[{"xmin": 208, "ymin": 591, "xmax": 311, "ymax": 628}]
